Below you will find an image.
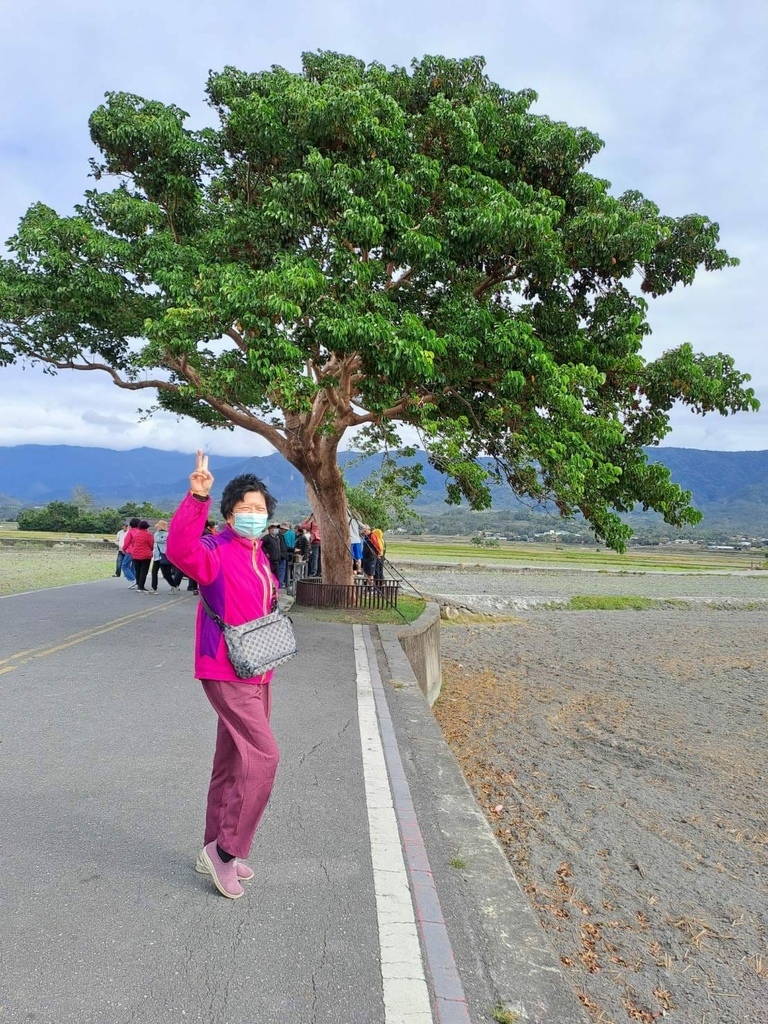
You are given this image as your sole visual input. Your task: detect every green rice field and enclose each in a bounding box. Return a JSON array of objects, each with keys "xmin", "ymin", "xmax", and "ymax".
[{"xmin": 386, "ymin": 536, "xmax": 765, "ymax": 572}]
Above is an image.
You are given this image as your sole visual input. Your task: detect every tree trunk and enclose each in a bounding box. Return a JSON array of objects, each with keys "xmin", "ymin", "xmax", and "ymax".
[{"xmin": 288, "ymin": 437, "xmax": 353, "ymax": 586}]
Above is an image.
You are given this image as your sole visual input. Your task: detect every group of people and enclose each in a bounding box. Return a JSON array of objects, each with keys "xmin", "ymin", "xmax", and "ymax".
[
  {"xmin": 286, "ymin": 511, "xmax": 387, "ymax": 584},
  {"xmin": 349, "ymin": 512, "xmax": 387, "ymax": 584},
  {"xmin": 114, "ymin": 516, "xmax": 215, "ymax": 593},
  {"xmin": 113, "ymin": 514, "xmax": 351, "ymax": 592},
  {"xmin": 258, "ymin": 520, "xmax": 315, "ymax": 588},
  {"xmin": 114, "ymin": 509, "xmax": 388, "ymax": 598}
]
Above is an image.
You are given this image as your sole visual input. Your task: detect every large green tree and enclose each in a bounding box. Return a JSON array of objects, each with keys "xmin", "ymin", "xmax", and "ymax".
[{"xmin": 0, "ymin": 52, "xmax": 758, "ymax": 583}]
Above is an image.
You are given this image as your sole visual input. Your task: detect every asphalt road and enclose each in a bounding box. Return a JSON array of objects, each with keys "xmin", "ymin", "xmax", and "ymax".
[{"xmin": 1, "ymin": 580, "xmax": 386, "ymax": 1024}]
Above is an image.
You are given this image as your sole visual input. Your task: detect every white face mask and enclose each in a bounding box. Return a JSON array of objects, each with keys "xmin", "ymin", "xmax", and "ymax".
[{"xmin": 232, "ymin": 512, "xmax": 269, "ymax": 538}]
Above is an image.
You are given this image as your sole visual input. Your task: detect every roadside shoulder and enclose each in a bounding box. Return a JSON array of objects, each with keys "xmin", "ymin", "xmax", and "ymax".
[{"xmin": 375, "ymin": 626, "xmax": 590, "ymax": 1024}]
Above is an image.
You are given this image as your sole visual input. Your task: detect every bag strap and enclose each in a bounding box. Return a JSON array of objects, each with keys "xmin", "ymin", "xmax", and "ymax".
[
  {"xmin": 200, "ymin": 591, "xmax": 278, "ymax": 629},
  {"xmin": 251, "ymin": 543, "xmax": 279, "ymax": 612},
  {"xmin": 200, "ymin": 594, "xmax": 228, "ymax": 629}
]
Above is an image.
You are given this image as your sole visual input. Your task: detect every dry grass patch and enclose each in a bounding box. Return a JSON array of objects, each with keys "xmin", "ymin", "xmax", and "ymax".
[
  {"xmin": 0, "ymin": 546, "xmax": 114, "ymax": 596},
  {"xmin": 434, "ymin": 660, "xmax": 540, "ymax": 860},
  {"xmin": 440, "ymin": 611, "xmax": 526, "ymax": 625},
  {"xmin": 746, "ymin": 953, "xmax": 767, "ymax": 978},
  {"xmin": 291, "ymin": 594, "xmax": 426, "ymax": 625},
  {"xmin": 434, "ymin": 659, "xmax": 522, "ymax": 748}
]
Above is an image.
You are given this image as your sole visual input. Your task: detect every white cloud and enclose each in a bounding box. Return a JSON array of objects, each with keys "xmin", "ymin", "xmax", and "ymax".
[
  {"xmin": 1, "ymin": 0, "xmax": 766, "ymax": 453},
  {"xmin": 0, "ymin": 363, "xmax": 273, "ymax": 456}
]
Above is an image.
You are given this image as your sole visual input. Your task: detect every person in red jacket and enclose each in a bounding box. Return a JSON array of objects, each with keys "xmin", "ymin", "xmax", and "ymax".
[{"xmin": 123, "ymin": 519, "xmax": 154, "ymax": 592}]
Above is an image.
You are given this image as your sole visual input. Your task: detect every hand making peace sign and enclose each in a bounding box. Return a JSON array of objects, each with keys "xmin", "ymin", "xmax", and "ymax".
[{"xmin": 189, "ymin": 449, "xmax": 214, "ymax": 497}]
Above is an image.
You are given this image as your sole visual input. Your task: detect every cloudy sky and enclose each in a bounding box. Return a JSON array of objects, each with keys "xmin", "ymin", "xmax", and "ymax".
[{"xmin": 1, "ymin": 0, "xmax": 766, "ymax": 457}]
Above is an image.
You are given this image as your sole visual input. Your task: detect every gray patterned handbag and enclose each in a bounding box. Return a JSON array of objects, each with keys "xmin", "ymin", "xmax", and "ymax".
[{"xmin": 201, "ymin": 595, "xmax": 297, "ymax": 678}]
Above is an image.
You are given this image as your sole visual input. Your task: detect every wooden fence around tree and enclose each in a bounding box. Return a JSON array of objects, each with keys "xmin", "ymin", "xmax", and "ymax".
[{"xmin": 295, "ymin": 578, "xmax": 400, "ymax": 610}]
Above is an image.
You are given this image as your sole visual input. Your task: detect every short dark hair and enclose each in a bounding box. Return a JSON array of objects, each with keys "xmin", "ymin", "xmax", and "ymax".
[
  {"xmin": 129, "ymin": 518, "xmax": 140, "ymax": 528},
  {"xmin": 220, "ymin": 473, "xmax": 276, "ymax": 520},
  {"xmin": 138, "ymin": 520, "xmax": 150, "ymax": 530}
]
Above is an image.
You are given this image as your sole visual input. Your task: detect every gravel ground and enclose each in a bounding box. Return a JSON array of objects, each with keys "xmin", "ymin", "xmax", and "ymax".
[{"xmin": 419, "ymin": 566, "xmax": 767, "ymax": 1024}]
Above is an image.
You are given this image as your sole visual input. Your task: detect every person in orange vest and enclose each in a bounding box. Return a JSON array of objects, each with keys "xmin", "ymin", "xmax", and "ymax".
[
  {"xmin": 370, "ymin": 527, "xmax": 386, "ymax": 582},
  {"xmin": 360, "ymin": 525, "xmax": 378, "ymax": 583}
]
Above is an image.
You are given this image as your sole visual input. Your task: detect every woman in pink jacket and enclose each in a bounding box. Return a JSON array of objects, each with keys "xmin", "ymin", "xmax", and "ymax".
[{"xmin": 166, "ymin": 451, "xmax": 280, "ymax": 900}]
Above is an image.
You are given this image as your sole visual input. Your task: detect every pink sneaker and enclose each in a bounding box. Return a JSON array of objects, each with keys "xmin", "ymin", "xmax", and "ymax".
[
  {"xmin": 198, "ymin": 841, "xmax": 244, "ymax": 899},
  {"xmin": 235, "ymin": 860, "xmax": 255, "ymax": 881},
  {"xmin": 195, "ymin": 851, "xmax": 254, "ymax": 881}
]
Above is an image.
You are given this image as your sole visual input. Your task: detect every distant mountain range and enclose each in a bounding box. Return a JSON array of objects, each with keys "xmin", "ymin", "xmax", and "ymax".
[
  {"xmin": 1, "ymin": 444, "xmax": 768, "ymax": 532},
  {"xmin": 0, "ymin": 444, "xmax": 447, "ymax": 510}
]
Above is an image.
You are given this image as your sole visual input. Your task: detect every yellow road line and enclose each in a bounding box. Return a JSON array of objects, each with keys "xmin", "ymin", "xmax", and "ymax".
[
  {"xmin": 0, "ymin": 607, "xmax": 152, "ymax": 666},
  {"xmin": 0, "ymin": 602, "xmax": 180, "ymax": 675}
]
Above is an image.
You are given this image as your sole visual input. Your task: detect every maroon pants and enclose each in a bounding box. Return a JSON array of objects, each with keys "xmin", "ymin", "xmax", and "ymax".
[{"xmin": 201, "ymin": 680, "xmax": 280, "ymax": 859}]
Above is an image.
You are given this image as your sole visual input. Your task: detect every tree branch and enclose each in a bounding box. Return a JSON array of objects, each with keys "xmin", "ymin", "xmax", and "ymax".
[
  {"xmin": 337, "ymin": 354, "xmax": 361, "ymax": 396},
  {"xmin": 317, "ymin": 354, "xmax": 342, "ymax": 381},
  {"xmin": 206, "ymin": 395, "xmax": 290, "ymax": 453},
  {"xmin": 226, "ymin": 326, "xmax": 248, "ymax": 352},
  {"xmin": 473, "ymin": 273, "xmax": 503, "ymax": 298},
  {"xmin": 348, "ymin": 398, "xmax": 412, "ymax": 426},
  {"xmin": 385, "ymin": 267, "xmax": 414, "ymax": 291},
  {"xmin": 306, "ymin": 389, "xmax": 332, "ymax": 437},
  {"xmin": 158, "ymin": 352, "xmax": 292, "ymax": 453},
  {"xmin": 24, "ymin": 353, "xmax": 178, "ymax": 393}
]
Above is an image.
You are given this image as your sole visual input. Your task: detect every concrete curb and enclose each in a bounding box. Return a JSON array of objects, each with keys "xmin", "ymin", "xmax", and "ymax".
[
  {"xmin": 384, "ymin": 600, "xmax": 443, "ymax": 705},
  {"xmin": 429, "ymin": 593, "xmax": 768, "ymax": 618},
  {"xmin": 376, "ymin": 630, "xmax": 590, "ymax": 1024}
]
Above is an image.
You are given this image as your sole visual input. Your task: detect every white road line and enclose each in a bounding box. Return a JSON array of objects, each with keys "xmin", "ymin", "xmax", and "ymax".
[{"xmin": 353, "ymin": 625, "xmax": 434, "ymax": 1024}]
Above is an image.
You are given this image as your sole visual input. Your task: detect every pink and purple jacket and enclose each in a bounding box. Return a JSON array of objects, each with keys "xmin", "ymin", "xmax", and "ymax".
[{"xmin": 166, "ymin": 493, "xmax": 278, "ymax": 685}]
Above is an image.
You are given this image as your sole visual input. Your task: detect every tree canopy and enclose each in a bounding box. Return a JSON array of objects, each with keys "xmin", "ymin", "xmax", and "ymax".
[
  {"xmin": 0, "ymin": 51, "xmax": 758, "ymax": 581},
  {"xmin": 17, "ymin": 501, "xmax": 122, "ymax": 534}
]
